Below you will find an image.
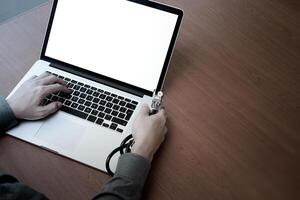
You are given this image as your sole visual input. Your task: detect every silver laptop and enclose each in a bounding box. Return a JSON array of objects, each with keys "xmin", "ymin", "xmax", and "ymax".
[{"xmin": 7, "ymin": 0, "xmax": 183, "ymax": 173}]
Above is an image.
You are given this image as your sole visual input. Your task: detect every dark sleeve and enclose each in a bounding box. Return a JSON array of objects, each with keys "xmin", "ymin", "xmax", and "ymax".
[
  {"xmin": 92, "ymin": 153, "xmax": 151, "ymax": 200},
  {"xmin": 0, "ymin": 96, "xmax": 18, "ymax": 132},
  {"xmin": 0, "ymin": 173, "xmax": 48, "ymax": 200}
]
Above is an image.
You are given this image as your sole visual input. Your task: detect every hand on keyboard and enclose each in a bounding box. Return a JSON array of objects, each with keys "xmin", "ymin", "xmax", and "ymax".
[
  {"xmin": 6, "ymin": 72, "xmax": 69, "ymax": 120},
  {"xmin": 44, "ymin": 71, "xmax": 139, "ymax": 133}
]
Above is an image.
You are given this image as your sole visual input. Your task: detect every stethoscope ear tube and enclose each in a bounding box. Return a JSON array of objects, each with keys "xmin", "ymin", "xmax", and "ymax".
[{"xmin": 105, "ymin": 134, "xmax": 134, "ymax": 176}]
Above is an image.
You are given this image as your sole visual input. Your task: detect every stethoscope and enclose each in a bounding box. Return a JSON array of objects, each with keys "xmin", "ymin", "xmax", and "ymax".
[{"xmin": 105, "ymin": 91, "xmax": 163, "ymax": 176}]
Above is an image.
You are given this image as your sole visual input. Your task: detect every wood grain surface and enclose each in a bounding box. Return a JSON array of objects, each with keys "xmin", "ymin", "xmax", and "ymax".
[{"xmin": 0, "ymin": 0, "xmax": 299, "ymax": 199}]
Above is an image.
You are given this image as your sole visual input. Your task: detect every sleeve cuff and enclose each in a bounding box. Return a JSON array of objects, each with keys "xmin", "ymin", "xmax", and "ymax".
[
  {"xmin": 115, "ymin": 153, "xmax": 151, "ymax": 186},
  {"xmin": 0, "ymin": 96, "xmax": 18, "ymax": 132}
]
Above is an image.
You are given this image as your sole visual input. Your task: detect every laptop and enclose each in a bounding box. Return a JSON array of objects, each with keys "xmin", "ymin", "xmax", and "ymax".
[{"xmin": 7, "ymin": 0, "xmax": 183, "ymax": 173}]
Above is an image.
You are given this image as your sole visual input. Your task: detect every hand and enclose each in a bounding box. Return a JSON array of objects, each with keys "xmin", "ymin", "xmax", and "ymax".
[
  {"xmin": 131, "ymin": 104, "xmax": 168, "ymax": 162},
  {"xmin": 6, "ymin": 72, "xmax": 69, "ymax": 120}
]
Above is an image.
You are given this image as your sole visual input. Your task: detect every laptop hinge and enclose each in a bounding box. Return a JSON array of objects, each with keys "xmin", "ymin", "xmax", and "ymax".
[{"xmin": 49, "ymin": 62, "xmax": 144, "ymax": 97}]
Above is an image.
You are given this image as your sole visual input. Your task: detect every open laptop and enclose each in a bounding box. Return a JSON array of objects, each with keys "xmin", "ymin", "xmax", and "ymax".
[{"xmin": 7, "ymin": 0, "xmax": 183, "ymax": 173}]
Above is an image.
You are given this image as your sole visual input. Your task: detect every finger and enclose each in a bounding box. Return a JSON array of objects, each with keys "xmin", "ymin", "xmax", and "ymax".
[
  {"xmin": 155, "ymin": 108, "xmax": 167, "ymax": 121},
  {"xmin": 42, "ymin": 83, "xmax": 70, "ymax": 97},
  {"xmin": 38, "ymin": 102, "xmax": 62, "ymax": 118},
  {"xmin": 138, "ymin": 104, "xmax": 150, "ymax": 116},
  {"xmin": 39, "ymin": 75, "xmax": 66, "ymax": 86},
  {"xmin": 36, "ymin": 72, "xmax": 51, "ymax": 80}
]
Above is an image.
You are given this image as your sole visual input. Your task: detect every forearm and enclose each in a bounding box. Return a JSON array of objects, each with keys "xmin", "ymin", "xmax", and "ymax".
[
  {"xmin": 93, "ymin": 153, "xmax": 151, "ymax": 200},
  {"xmin": 0, "ymin": 96, "xmax": 18, "ymax": 132}
]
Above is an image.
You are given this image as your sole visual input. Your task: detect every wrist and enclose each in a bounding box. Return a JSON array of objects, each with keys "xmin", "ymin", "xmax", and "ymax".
[
  {"xmin": 131, "ymin": 142, "xmax": 155, "ymax": 162},
  {"xmin": 6, "ymin": 98, "xmax": 21, "ymax": 119}
]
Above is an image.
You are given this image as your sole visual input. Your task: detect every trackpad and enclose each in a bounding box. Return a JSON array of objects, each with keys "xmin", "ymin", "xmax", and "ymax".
[{"xmin": 35, "ymin": 116, "xmax": 86, "ymax": 152}]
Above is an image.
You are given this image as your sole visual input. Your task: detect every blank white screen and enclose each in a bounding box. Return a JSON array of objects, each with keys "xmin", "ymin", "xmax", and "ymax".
[{"xmin": 45, "ymin": 0, "xmax": 178, "ymax": 92}]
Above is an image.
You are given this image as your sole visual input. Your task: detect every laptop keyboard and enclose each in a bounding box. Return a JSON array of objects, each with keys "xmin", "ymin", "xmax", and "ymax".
[{"xmin": 43, "ymin": 71, "xmax": 139, "ymax": 133}]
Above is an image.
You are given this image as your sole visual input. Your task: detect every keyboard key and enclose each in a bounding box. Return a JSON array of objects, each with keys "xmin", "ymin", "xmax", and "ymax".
[
  {"xmin": 105, "ymin": 114, "xmax": 112, "ymax": 121},
  {"xmin": 78, "ymin": 98, "xmax": 85, "ymax": 104},
  {"xmin": 68, "ymin": 89, "xmax": 74, "ymax": 94},
  {"xmin": 104, "ymin": 108, "xmax": 112, "ymax": 114},
  {"xmin": 96, "ymin": 118, "xmax": 104, "ymax": 125},
  {"xmin": 111, "ymin": 111, "xmax": 118, "ymax": 116},
  {"xmin": 93, "ymin": 98, "xmax": 100, "ymax": 103},
  {"xmin": 102, "ymin": 123, "xmax": 109, "ymax": 128},
  {"xmin": 71, "ymin": 103, "xmax": 78, "ymax": 108},
  {"xmin": 91, "ymin": 87, "xmax": 97, "ymax": 90},
  {"xmin": 91, "ymin": 110, "xmax": 99, "ymax": 116},
  {"xmin": 131, "ymin": 100, "xmax": 138, "ymax": 105},
  {"xmin": 78, "ymin": 105, "xmax": 85, "ymax": 111},
  {"xmin": 86, "ymin": 95, "xmax": 93, "ymax": 101},
  {"xmin": 119, "ymin": 101, "xmax": 126, "ymax": 106},
  {"xmin": 125, "ymin": 103, "xmax": 136, "ymax": 110},
  {"xmin": 111, "ymin": 93, "xmax": 117, "ymax": 97},
  {"xmin": 71, "ymin": 80, "xmax": 77, "ymax": 84},
  {"xmin": 118, "ymin": 113, "xmax": 125, "ymax": 119},
  {"xmin": 87, "ymin": 115, "xmax": 96, "ymax": 122},
  {"xmin": 71, "ymin": 96, "xmax": 78, "ymax": 102},
  {"xmin": 93, "ymin": 92, "xmax": 100, "ymax": 97},
  {"xmin": 58, "ymin": 75, "xmax": 64, "ymax": 79},
  {"xmin": 65, "ymin": 100, "xmax": 72, "ymax": 106},
  {"xmin": 116, "ymin": 128, "xmax": 123, "ymax": 133},
  {"xmin": 125, "ymin": 98, "xmax": 131, "ymax": 102},
  {"xmin": 84, "ymin": 101, "xmax": 92, "ymax": 106},
  {"xmin": 106, "ymin": 102, "xmax": 113, "ymax": 108},
  {"xmin": 46, "ymin": 94, "xmax": 53, "ymax": 99},
  {"xmin": 98, "ymin": 106, "xmax": 105, "ymax": 111},
  {"xmin": 110, "ymin": 123, "xmax": 117, "ymax": 130},
  {"xmin": 97, "ymin": 89, "xmax": 104, "ymax": 93},
  {"xmin": 112, "ymin": 117, "xmax": 127, "ymax": 126},
  {"xmin": 125, "ymin": 113, "xmax": 132, "ymax": 121},
  {"xmin": 100, "ymin": 94, "xmax": 106, "ymax": 99},
  {"xmin": 104, "ymin": 91, "xmax": 111, "ymax": 95},
  {"xmin": 126, "ymin": 109, "xmax": 134, "ymax": 115},
  {"xmin": 84, "ymin": 107, "xmax": 92, "ymax": 113},
  {"xmin": 52, "ymin": 96, "xmax": 58, "ymax": 101},
  {"xmin": 67, "ymin": 83, "xmax": 74, "ymax": 88},
  {"xmin": 80, "ymin": 93, "xmax": 87, "ymax": 98},
  {"xmin": 100, "ymin": 100, "xmax": 106, "ymax": 105},
  {"xmin": 73, "ymin": 85, "xmax": 80, "ymax": 90},
  {"xmin": 117, "ymin": 96, "xmax": 124, "ymax": 100},
  {"xmin": 64, "ymin": 77, "xmax": 71, "ymax": 82},
  {"xmin": 106, "ymin": 96, "xmax": 113, "ymax": 101},
  {"xmin": 113, "ymin": 105, "xmax": 120, "ymax": 110},
  {"xmin": 58, "ymin": 98, "xmax": 65, "ymax": 103},
  {"xmin": 112, "ymin": 98, "xmax": 119, "ymax": 104},
  {"xmin": 119, "ymin": 107, "xmax": 126, "ymax": 113},
  {"xmin": 78, "ymin": 82, "xmax": 84, "ymax": 86},
  {"xmin": 80, "ymin": 87, "xmax": 87, "ymax": 92},
  {"xmin": 84, "ymin": 84, "xmax": 91, "ymax": 88},
  {"xmin": 84, "ymin": 108, "xmax": 92, "ymax": 113},
  {"xmin": 61, "ymin": 106, "xmax": 88, "ymax": 119},
  {"xmin": 98, "ymin": 112, "xmax": 105, "ymax": 118},
  {"xmin": 87, "ymin": 89, "xmax": 93, "ymax": 94},
  {"xmin": 73, "ymin": 91, "xmax": 80, "ymax": 96},
  {"xmin": 91, "ymin": 103, "xmax": 98, "ymax": 109}
]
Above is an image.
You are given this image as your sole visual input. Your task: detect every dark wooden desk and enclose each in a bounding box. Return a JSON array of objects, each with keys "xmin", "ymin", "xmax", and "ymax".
[{"xmin": 0, "ymin": 0, "xmax": 299, "ymax": 199}]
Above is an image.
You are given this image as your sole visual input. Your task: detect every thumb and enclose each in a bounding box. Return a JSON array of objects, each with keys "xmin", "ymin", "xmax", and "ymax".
[
  {"xmin": 40, "ymin": 102, "xmax": 62, "ymax": 118},
  {"xmin": 138, "ymin": 104, "xmax": 150, "ymax": 117}
]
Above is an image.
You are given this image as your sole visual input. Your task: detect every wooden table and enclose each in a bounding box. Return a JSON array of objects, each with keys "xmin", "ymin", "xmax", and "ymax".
[{"xmin": 0, "ymin": 0, "xmax": 299, "ymax": 199}]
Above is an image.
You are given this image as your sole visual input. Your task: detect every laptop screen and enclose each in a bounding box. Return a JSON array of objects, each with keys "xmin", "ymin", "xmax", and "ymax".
[{"xmin": 45, "ymin": 0, "xmax": 179, "ymax": 92}]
